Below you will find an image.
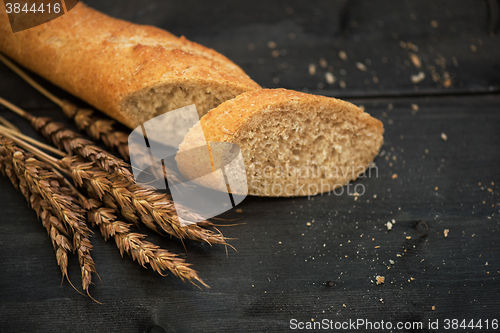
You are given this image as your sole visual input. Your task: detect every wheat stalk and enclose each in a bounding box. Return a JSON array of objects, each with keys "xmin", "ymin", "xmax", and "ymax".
[
  {"xmin": 0, "ymin": 126, "xmax": 227, "ymax": 246},
  {"xmin": 2, "ymin": 135, "xmax": 210, "ymax": 288},
  {"xmin": 0, "ymin": 137, "xmax": 94, "ymax": 294}
]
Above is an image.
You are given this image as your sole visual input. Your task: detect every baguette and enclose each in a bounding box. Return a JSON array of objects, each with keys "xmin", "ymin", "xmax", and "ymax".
[
  {"xmin": 176, "ymin": 89, "xmax": 384, "ymax": 197},
  {"xmin": 0, "ymin": 2, "xmax": 260, "ymax": 129}
]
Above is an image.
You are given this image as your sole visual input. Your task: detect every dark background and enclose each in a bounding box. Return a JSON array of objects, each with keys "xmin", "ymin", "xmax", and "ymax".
[{"xmin": 1, "ymin": 1, "xmax": 500, "ymax": 332}]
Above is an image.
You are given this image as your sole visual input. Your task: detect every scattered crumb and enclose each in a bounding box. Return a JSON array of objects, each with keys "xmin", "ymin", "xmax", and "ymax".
[
  {"xmin": 435, "ymin": 186, "xmax": 439, "ymax": 191},
  {"xmin": 375, "ymin": 245, "xmax": 380, "ymax": 249},
  {"xmin": 343, "ymin": 304, "xmax": 346, "ymax": 307},
  {"xmin": 325, "ymin": 72, "xmax": 335, "ymax": 84},
  {"xmin": 432, "ymin": 305, "xmax": 436, "ymax": 311},
  {"xmin": 319, "ymin": 58, "xmax": 328, "ymax": 68},
  {"xmin": 431, "ymin": 20, "xmax": 438, "ymax": 28},
  {"xmin": 267, "ymin": 41, "xmax": 277, "ymax": 49},
  {"xmin": 411, "ymin": 71, "xmax": 426, "ymax": 84},
  {"xmin": 411, "ymin": 104, "xmax": 419, "ymax": 115},
  {"xmin": 406, "ymin": 236, "xmax": 411, "ymax": 240},
  {"xmin": 372, "ymin": 76, "xmax": 379, "ymax": 83},
  {"xmin": 236, "ymin": 208, "xmax": 243, "ymax": 213},
  {"xmin": 441, "ymin": 132, "xmax": 448, "ymax": 141},
  {"xmin": 386, "ymin": 221, "xmax": 393, "ymax": 230},
  {"xmin": 339, "ymin": 80, "xmax": 346, "ymax": 89},
  {"xmin": 271, "ymin": 50, "xmax": 280, "ymax": 58},
  {"xmin": 470, "ymin": 44, "xmax": 477, "ymax": 52},
  {"xmin": 308, "ymin": 64, "xmax": 316, "ymax": 76},
  {"xmin": 409, "ymin": 53, "xmax": 421, "ymax": 68},
  {"xmin": 306, "ymin": 222, "xmax": 312, "ymax": 226},
  {"xmin": 247, "ymin": 43, "xmax": 255, "ymax": 51},
  {"xmin": 376, "ymin": 276, "xmax": 385, "ymax": 285},
  {"xmin": 339, "ymin": 50, "xmax": 348, "ymax": 61},
  {"xmin": 379, "ymin": 298, "xmax": 384, "ymax": 303},
  {"xmin": 355, "ymin": 62, "xmax": 367, "ymax": 71},
  {"xmin": 444, "ymin": 229, "xmax": 449, "ymax": 238},
  {"xmin": 392, "ymin": 174, "xmax": 398, "ymax": 179},
  {"xmin": 272, "ymin": 77, "xmax": 279, "ymax": 84},
  {"xmin": 389, "ymin": 259, "xmax": 395, "ymax": 265},
  {"xmin": 373, "ymin": 194, "xmax": 377, "ymax": 199}
]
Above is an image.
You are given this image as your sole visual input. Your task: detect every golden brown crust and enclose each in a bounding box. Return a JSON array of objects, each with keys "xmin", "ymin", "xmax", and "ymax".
[
  {"xmin": 199, "ymin": 88, "xmax": 384, "ymax": 144},
  {"xmin": 0, "ymin": 2, "xmax": 260, "ymax": 128}
]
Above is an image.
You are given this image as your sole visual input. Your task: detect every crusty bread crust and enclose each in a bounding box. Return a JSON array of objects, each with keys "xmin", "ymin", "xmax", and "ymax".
[
  {"xmin": 177, "ymin": 89, "xmax": 384, "ymax": 197},
  {"xmin": 0, "ymin": 2, "xmax": 260, "ymax": 128}
]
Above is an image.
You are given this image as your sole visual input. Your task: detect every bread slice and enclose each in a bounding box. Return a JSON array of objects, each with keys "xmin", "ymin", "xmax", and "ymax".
[
  {"xmin": 176, "ymin": 89, "xmax": 384, "ymax": 197},
  {"xmin": 0, "ymin": 3, "xmax": 260, "ymax": 129}
]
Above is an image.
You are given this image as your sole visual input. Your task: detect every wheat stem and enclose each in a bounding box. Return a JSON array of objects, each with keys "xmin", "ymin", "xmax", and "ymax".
[
  {"xmin": 0, "ymin": 53, "xmax": 63, "ymax": 107},
  {"xmin": 0, "ymin": 124, "xmax": 66, "ymax": 157},
  {"xmin": 0, "ymin": 96, "xmax": 33, "ymax": 121}
]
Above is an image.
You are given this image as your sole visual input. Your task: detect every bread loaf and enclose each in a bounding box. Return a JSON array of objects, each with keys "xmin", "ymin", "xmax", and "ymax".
[
  {"xmin": 0, "ymin": 2, "xmax": 260, "ymax": 129},
  {"xmin": 176, "ymin": 89, "xmax": 384, "ymax": 197}
]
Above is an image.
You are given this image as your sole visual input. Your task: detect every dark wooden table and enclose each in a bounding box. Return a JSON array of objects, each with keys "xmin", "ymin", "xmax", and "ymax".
[{"xmin": 1, "ymin": 1, "xmax": 499, "ymax": 332}]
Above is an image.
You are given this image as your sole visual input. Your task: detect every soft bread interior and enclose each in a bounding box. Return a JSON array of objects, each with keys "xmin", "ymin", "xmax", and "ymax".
[
  {"xmin": 176, "ymin": 90, "xmax": 384, "ymax": 197},
  {"xmin": 122, "ymin": 82, "xmax": 250, "ymax": 126}
]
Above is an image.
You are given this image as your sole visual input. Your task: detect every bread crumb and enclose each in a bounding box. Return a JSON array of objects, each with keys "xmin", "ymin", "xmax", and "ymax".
[
  {"xmin": 444, "ymin": 229, "xmax": 449, "ymax": 237},
  {"xmin": 431, "ymin": 20, "xmax": 438, "ymax": 28},
  {"xmin": 379, "ymin": 298, "xmax": 384, "ymax": 303},
  {"xmin": 411, "ymin": 104, "xmax": 419, "ymax": 111},
  {"xmin": 319, "ymin": 58, "xmax": 328, "ymax": 68},
  {"xmin": 386, "ymin": 221, "xmax": 393, "ymax": 230},
  {"xmin": 308, "ymin": 64, "xmax": 316, "ymax": 76},
  {"xmin": 355, "ymin": 62, "xmax": 367, "ymax": 71},
  {"xmin": 435, "ymin": 186, "xmax": 439, "ymax": 191},
  {"xmin": 389, "ymin": 259, "xmax": 395, "ymax": 265},
  {"xmin": 236, "ymin": 208, "xmax": 243, "ymax": 213},
  {"xmin": 406, "ymin": 236, "xmax": 411, "ymax": 240},
  {"xmin": 432, "ymin": 305, "xmax": 436, "ymax": 311},
  {"xmin": 306, "ymin": 222, "xmax": 311, "ymax": 226},
  {"xmin": 271, "ymin": 50, "xmax": 280, "ymax": 58},
  {"xmin": 376, "ymin": 276, "xmax": 385, "ymax": 285},
  {"xmin": 325, "ymin": 72, "xmax": 335, "ymax": 84},
  {"xmin": 470, "ymin": 44, "xmax": 477, "ymax": 52},
  {"xmin": 441, "ymin": 132, "xmax": 448, "ymax": 141},
  {"xmin": 375, "ymin": 245, "xmax": 380, "ymax": 249},
  {"xmin": 411, "ymin": 71, "xmax": 426, "ymax": 84},
  {"xmin": 339, "ymin": 80, "xmax": 346, "ymax": 89},
  {"xmin": 409, "ymin": 53, "xmax": 421, "ymax": 68},
  {"xmin": 392, "ymin": 174, "xmax": 398, "ymax": 179},
  {"xmin": 267, "ymin": 41, "xmax": 277, "ymax": 49},
  {"xmin": 339, "ymin": 50, "xmax": 348, "ymax": 61}
]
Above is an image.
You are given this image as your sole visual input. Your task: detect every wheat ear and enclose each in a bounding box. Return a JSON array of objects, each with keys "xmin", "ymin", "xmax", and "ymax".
[
  {"xmin": 87, "ymin": 199, "xmax": 208, "ymax": 287},
  {"xmin": 0, "ymin": 137, "xmax": 94, "ymax": 293}
]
